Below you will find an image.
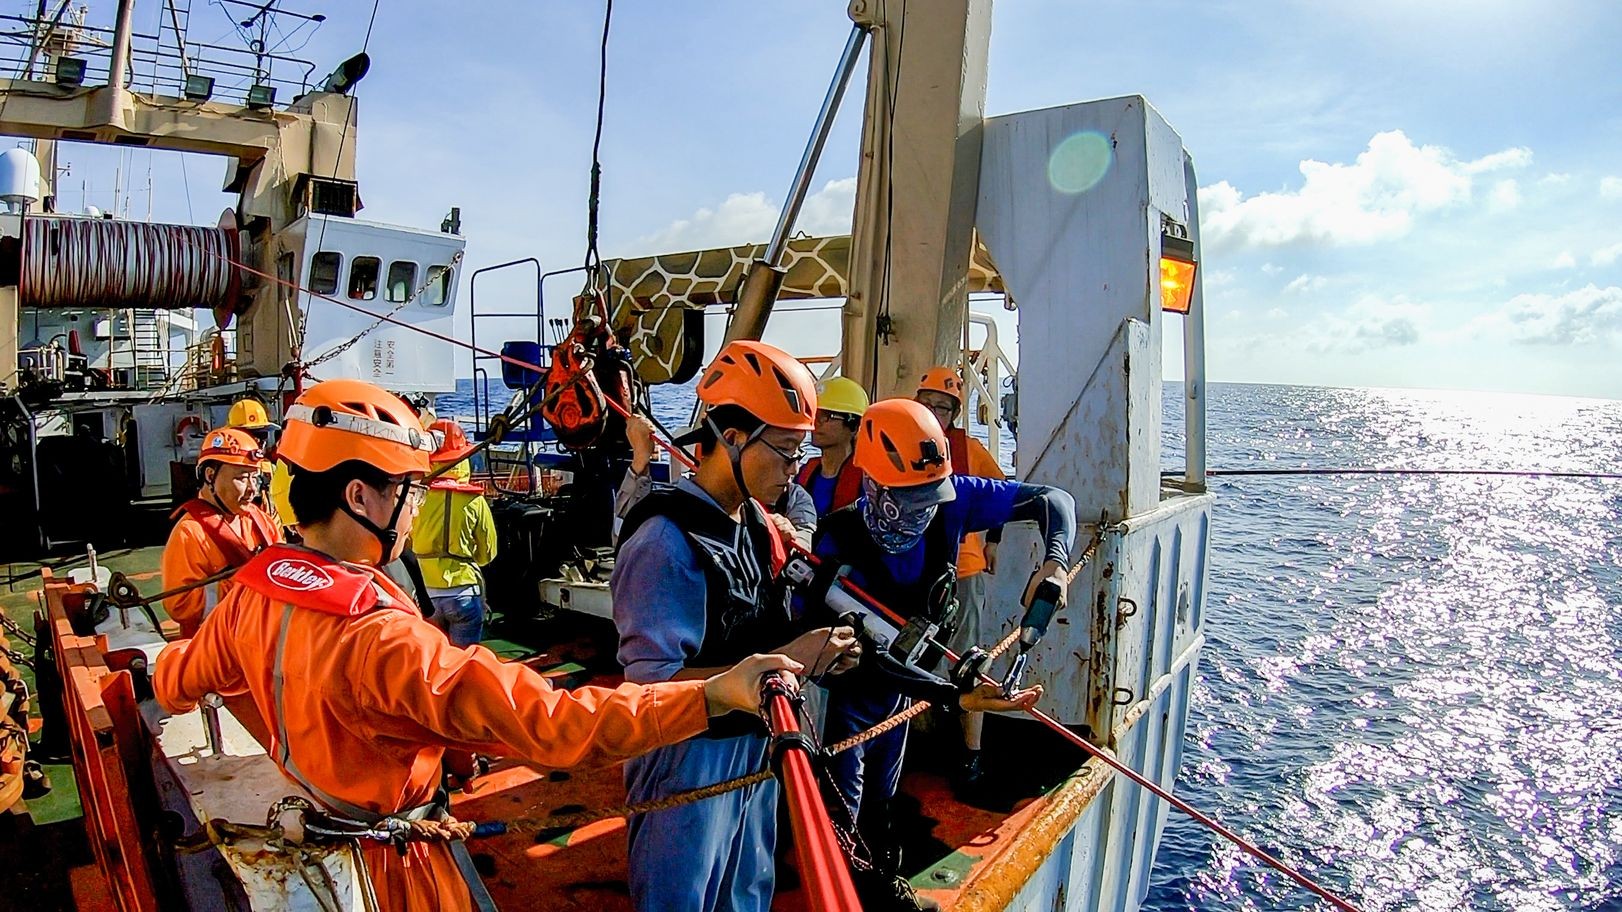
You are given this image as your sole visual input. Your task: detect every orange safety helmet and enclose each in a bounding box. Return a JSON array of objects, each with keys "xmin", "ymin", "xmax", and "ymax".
[
  {"xmin": 279, "ymin": 379, "xmax": 434, "ymax": 477},
  {"xmin": 916, "ymin": 366, "xmax": 965, "ymax": 404},
  {"xmin": 853, "ymin": 399, "xmax": 955, "ymax": 504},
  {"xmin": 696, "ymin": 340, "xmax": 817, "ymax": 432},
  {"xmin": 429, "ymin": 418, "xmax": 477, "ymax": 464},
  {"xmin": 198, "ymin": 427, "xmax": 266, "ymax": 469}
]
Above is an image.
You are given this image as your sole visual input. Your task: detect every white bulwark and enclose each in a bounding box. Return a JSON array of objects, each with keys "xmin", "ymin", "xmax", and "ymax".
[{"xmin": 977, "ymin": 95, "xmax": 1212, "ymax": 911}]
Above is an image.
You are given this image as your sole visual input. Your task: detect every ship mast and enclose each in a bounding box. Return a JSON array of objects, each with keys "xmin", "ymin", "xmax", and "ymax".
[
  {"xmin": 841, "ymin": 0, "xmax": 992, "ymax": 398},
  {"xmin": 0, "ymin": 0, "xmax": 359, "ymax": 386}
]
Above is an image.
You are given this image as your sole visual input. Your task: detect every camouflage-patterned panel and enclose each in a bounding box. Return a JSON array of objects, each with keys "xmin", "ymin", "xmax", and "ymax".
[{"xmin": 603, "ymin": 234, "xmax": 1004, "ymax": 386}]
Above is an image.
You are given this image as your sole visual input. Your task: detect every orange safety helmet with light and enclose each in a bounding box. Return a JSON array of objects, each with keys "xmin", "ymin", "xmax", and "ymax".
[
  {"xmin": 197, "ymin": 428, "xmax": 266, "ymax": 471},
  {"xmin": 278, "ymin": 379, "xmax": 435, "ymax": 559},
  {"xmin": 854, "ymin": 399, "xmax": 954, "ymax": 491},
  {"xmin": 916, "ymin": 366, "xmax": 965, "ymax": 405}
]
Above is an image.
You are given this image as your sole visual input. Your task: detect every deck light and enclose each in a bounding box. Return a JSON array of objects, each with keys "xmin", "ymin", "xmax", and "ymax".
[
  {"xmin": 54, "ymin": 57, "xmax": 87, "ymax": 87},
  {"xmin": 183, "ymin": 74, "xmax": 214, "ymax": 101},
  {"xmin": 246, "ymin": 84, "xmax": 276, "ymax": 109},
  {"xmin": 1160, "ymin": 233, "xmax": 1197, "ymax": 315}
]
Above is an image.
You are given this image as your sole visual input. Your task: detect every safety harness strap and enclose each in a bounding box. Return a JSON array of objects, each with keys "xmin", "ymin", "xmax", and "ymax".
[{"xmin": 172, "ymin": 498, "xmax": 275, "ymax": 567}]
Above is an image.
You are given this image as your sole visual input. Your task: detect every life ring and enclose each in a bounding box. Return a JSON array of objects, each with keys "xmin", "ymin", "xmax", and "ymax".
[
  {"xmin": 210, "ymin": 335, "xmax": 227, "ymax": 375},
  {"xmin": 175, "ymin": 415, "xmax": 204, "ymax": 446}
]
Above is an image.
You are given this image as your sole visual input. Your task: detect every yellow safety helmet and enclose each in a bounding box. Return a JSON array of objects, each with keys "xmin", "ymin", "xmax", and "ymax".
[
  {"xmin": 815, "ymin": 377, "xmax": 870, "ymax": 419},
  {"xmin": 269, "ymin": 460, "xmax": 298, "ymax": 527},
  {"xmin": 227, "ymin": 398, "xmax": 279, "ymax": 430}
]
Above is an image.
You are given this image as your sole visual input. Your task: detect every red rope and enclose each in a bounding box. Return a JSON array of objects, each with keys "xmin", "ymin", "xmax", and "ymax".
[{"xmin": 802, "ymin": 548, "xmax": 1364, "ymax": 912}]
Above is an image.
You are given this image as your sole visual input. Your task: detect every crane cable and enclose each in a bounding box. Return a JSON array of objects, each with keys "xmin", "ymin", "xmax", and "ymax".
[
  {"xmin": 808, "ymin": 551, "xmax": 1364, "ymax": 912},
  {"xmin": 582, "ymin": 0, "xmax": 612, "ymax": 290},
  {"xmin": 1180, "ymin": 467, "xmax": 1622, "ymax": 481}
]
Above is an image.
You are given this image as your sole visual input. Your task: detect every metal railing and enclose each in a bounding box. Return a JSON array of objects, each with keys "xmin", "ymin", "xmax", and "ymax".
[
  {"xmin": 0, "ymin": 10, "xmax": 317, "ymax": 107},
  {"xmin": 964, "ymin": 311, "xmax": 1017, "ymax": 458}
]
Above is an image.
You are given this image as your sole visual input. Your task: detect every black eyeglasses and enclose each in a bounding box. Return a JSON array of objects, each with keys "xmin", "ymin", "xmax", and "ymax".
[
  {"xmin": 756, "ymin": 437, "xmax": 809, "ymax": 466},
  {"xmin": 380, "ymin": 478, "xmax": 429, "ymax": 508}
]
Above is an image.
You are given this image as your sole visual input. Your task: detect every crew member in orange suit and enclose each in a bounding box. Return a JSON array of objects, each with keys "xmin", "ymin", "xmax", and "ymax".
[
  {"xmin": 153, "ymin": 378, "xmax": 802, "ymax": 912},
  {"xmin": 160, "ymin": 427, "xmax": 281, "ymax": 638}
]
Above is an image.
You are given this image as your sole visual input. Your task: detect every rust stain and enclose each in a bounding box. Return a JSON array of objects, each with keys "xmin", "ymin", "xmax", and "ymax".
[{"xmin": 948, "ymin": 759, "xmax": 1116, "ymax": 912}]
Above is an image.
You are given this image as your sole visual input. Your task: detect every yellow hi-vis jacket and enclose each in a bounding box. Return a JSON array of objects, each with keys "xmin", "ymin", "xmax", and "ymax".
[{"xmin": 411, "ymin": 461, "xmax": 497, "ymax": 590}]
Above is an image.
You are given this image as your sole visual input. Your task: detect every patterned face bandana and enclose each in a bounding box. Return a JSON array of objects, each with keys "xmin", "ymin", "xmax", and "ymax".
[{"xmin": 860, "ymin": 477, "xmax": 938, "ymax": 553}]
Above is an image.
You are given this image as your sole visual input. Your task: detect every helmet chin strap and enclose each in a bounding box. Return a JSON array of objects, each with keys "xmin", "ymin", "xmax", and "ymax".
[
  {"xmin": 338, "ymin": 483, "xmax": 411, "ymax": 565},
  {"xmin": 708, "ymin": 415, "xmax": 766, "ymax": 505},
  {"xmin": 202, "ymin": 465, "xmax": 238, "ymax": 516}
]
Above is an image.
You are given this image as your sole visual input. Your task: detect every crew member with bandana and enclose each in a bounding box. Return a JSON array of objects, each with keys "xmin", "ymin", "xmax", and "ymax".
[{"xmin": 812, "ymin": 397, "xmax": 1074, "ymax": 905}]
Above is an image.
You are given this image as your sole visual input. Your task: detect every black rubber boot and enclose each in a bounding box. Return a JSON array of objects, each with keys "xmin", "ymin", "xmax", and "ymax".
[
  {"xmin": 21, "ymin": 759, "xmax": 52, "ymax": 799},
  {"xmin": 953, "ymin": 749, "xmax": 997, "ymax": 807}
]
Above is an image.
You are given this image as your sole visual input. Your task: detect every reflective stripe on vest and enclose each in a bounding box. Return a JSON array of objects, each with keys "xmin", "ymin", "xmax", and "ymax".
[{"xmin": 267, "ymin": 601, "xmax": 499, "ymax": 912}]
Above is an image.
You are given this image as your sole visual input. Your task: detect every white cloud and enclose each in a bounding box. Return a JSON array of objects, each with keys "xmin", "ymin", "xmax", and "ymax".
[
  {"xmin": 1460, "ymin": 147, "xmax": 1533, "ymax": 174},
  {"xmin": 1335, "ymin": 296, "xmax": 1425, "ymax": 351},
  {"xmin": 1236, "ymin": 295, "xmax": 1427, "ymax": 355},
  {"xmin": 1487, "ymin": 178, "xmax": 1521, "ymax": 212},
  {"xmin": 1492, "ymin": 285, "xmax": 1622, "ymax": 346},
  {"xmin": 1551, "ymin": 251, "xmax": 1577, "ymax": 270},
  {"xmin": 1204, "ymin": 268, "xmax": 1238, "ymax": 289},
  {"xmin": 1261, "ymin": 262, "xmax": 1284, "ymax": 275},
  {"xmin": 1600, "ymin": 176, "xmax": 1622, "ymax": 199},
  {"xmin": 1197, "ymin": 130, "xmax": 1532, "ymax": 252},
  {"xmin": 1538, "ymin": 173, "xmax": 1571, "ymax": 186},
  {"xmin": 1284, "ymin": 274, "xmax": 1328, "ymax": 294},
  {"xmin": 632, "ymin": 178, "xmax": 856, "ymax": 253},
  {"xmin": 1594, "ymin": 243, "xmax": 1622, "ymax": 267}
]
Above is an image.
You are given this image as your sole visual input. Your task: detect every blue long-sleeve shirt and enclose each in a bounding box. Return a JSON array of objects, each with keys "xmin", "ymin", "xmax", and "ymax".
[
  {"xmin": 612, "ymin": 478, "xmax": 715, "ymax": 684},
  {"xmin": 814, "ymin": 476, "xmax": 1076, "ymax": 587},
  {"xmin": 809, "ymin": 476, "xmax": 1075, "ymax": 705}
]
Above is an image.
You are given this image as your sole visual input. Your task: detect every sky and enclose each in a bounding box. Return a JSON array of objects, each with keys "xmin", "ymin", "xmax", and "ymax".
[{"xmin": 25, "ymin": 0, "xmax": 1622, "ymax": 399}]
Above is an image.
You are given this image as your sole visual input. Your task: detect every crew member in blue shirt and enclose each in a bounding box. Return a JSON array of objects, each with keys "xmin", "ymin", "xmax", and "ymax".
[
  {"xmin": 612, "ymin": 340, "xmax": 861, "ymax": 912},
  {"xmin": 812, "ymin": 397, "xmax": 1076, "ymax": 893}
]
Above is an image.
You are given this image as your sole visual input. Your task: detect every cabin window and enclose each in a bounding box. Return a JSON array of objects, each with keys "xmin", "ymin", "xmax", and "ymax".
[
  {"xmin": 424, "ymin": 265, "xmax": 453, "ymax": 307},
  {"xmin": 386, "ymin": 261, "xmax": 418, "ymax": 303},
  {"xmin": 309, "ymin": 252, "xmax": 342, "ymax": 296},
  {"xmin": 348, "ymin": 256, "xmax": 381, "ymax": 301}
]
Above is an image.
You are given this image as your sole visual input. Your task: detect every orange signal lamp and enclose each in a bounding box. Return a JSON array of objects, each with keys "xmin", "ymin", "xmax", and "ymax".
[{"xmin": 1160, "ymin": 234, "xmax": 1197, "ymax": 315}]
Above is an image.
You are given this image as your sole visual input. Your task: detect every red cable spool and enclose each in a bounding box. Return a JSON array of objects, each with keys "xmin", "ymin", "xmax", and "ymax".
[{"xmin": 19, "ymin": 214, "xmax": 241, "ymax": 314}]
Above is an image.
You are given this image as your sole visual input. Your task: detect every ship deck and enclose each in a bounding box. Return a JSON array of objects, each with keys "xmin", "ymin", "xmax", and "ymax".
[
  {"xmin": 2, "ymin": 542, "xmax": 1098, "ymax": 910},
  {"xmin": 457, "ymin": 611, "xmax": 1093, "ymax": 910}
]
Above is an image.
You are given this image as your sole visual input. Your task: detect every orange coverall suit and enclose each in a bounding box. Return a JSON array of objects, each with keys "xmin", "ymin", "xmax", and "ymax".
[
  {"xmin": 154, "ymin": 543, "xmax": 712, "ymax": 912},
  {"xmin": 160, "ymin": 499, "xmax": 280, "ymax": 637}
]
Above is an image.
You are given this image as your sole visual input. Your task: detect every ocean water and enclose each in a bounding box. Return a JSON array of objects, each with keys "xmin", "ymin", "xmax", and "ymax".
[{"xmin": 440, "ymin": 378, "xmax": 1622, "ymax": 911}]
